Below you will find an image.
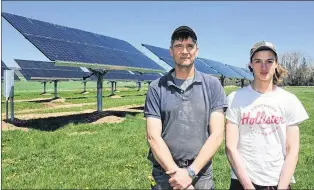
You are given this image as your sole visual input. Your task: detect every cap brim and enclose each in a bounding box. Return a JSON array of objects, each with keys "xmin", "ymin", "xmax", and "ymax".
[{"xmin": 251, "ymin": 46, "xmax": 277, "ymax": 58}]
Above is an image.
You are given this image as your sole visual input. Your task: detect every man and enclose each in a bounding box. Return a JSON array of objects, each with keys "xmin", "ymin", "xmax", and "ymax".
[
  {"xmin": 144, "ymin": 25, "xmax": 227, "ymax": 190},
  {"xmin": 225, "ymin": 41, "xmax": 309, "ymax": 190}
]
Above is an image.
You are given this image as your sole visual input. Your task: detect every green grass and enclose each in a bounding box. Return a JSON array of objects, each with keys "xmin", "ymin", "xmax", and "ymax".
[{"xmin": 1, "ymin": 82, "xmax": 313, "ymax": 189}]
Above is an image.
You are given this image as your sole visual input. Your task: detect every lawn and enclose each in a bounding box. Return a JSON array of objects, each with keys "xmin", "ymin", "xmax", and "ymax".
[{"xmin": 1, "ymin": 81, "xmax": 313, "ymax": 189}]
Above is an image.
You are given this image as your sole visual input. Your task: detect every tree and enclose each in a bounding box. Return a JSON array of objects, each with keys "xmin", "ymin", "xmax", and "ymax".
[{"xmin": 280, "ymin": 52, "xmax": 313, "ymax": 86}]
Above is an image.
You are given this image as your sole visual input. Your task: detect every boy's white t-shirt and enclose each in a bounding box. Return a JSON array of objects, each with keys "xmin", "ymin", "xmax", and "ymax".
[{"xmin": 225, "ymin": 85, "xmax": 309, "ymax": 186}]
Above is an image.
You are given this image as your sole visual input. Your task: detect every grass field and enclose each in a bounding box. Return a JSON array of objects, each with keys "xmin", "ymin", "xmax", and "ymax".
[{"xmin": 1, "ymin": 81, "xmax": 313, "ymax": 189}]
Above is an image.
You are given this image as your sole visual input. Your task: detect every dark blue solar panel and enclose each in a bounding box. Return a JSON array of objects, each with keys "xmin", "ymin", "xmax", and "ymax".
[
  {"xmin": 1, "ymin": 61, "xmax": 20, "ymax": 80},
  {"xmin": 142, "ymin": 44, "xmax": 220, "ymax": 76},
  {"xmin": 14, "ymin": 59, "xmax": 89, "ymax": 80},
  {"xmin": 226, "ymin": 64, "xmax": 254, "ymax": 80},
  {"xmin": 194, "ymin": 59, "xmax": 220, "ymax": 76},
  {"xmin": 142, "ymin": 44, "xmax": 171, "ymax": 59},
  {"xmin": 198, "ymin": 58, "xmax": 243, "ymax": 79},
  {"xmin": 2, "ymin": 12, "xmax": 165, "ymax": 72},
  {"xmin": 137, "ymin": 72, "xmax": 164, "ymax": 82},
  {"xmin": 103, "ymin": 70, "xmax": 138, "ymax": 81}
]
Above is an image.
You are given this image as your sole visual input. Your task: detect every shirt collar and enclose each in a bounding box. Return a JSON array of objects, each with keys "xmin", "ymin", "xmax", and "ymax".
[{"xmin": 166, "ymin": 68, "xmax": 202, "ymax": 87}]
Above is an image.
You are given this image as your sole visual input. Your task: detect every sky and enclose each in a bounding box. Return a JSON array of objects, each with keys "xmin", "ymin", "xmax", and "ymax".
[{"xmin": 1, "ymin": 1, "xmax": 314, "ymax": 70}]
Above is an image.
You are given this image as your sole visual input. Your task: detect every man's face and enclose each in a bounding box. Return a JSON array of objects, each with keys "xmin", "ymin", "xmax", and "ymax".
[
  {"xmin": 250, "ymin": 50, "xmax": 278, "ymax": 82},
  {"xmin": 170, "ymin": 37, "xmax": 199, "ymax": 68}
]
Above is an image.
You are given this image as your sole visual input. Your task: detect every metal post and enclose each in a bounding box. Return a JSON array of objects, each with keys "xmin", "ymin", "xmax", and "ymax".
[
  {"xmin": 43, "ymin": 82, "xmax": 47, "ymax": 94},
  {"xmin": 97, "ymin": 74, "xmax": 104, "ymax": 112},
  {"xmin": 54, "ymin": 80, "xmax": 58, "ymax": 98},
  {"xmin": 114, "ymin": 81, "xmax": 117, "ymax": 92},
  {"xmin": 83, "ymin": 81, "xmax": 87, "ymax": 92},
  {"xmin": 10, "ymin": 86, "xmax": 14, "ymax": 122},
  {"xmin": 137, "ymin": 81, "xmax": 141, "ymax": 91},
  {"xmin": 5, "ymin": 100, "xmax": 9, "ymax": 121},
  {"xmin": 110, "ymin": 81, "xmax": 115, "ymax": 96}
]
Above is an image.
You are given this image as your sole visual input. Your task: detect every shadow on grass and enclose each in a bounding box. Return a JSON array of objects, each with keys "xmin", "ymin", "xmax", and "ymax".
[
  {"xmin": 128, "ymin": 106, "xmax": 144, "ymax": 111},
  {"xmin": 120, "ymin": 94, "xmax": 146, "ymax": 98},
  {"xmin": 27, "ymin": 97, "xmax": 59, "ymax": 103},
  {"xmin": 65, "ymin": 97, "xmax": 89, "ymax": 100},
  {"xmin": 124, "ymin": 85, "xmax": 137, "ymax": 89},
  {"xmin": 5, "ymin": 110, "xmax": 140, "ymax": 132}
]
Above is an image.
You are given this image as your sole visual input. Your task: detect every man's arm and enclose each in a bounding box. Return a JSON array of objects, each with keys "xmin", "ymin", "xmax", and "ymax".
[
  {"xmin": 225, "ymin": 120, "xmax": 255, "ymax": 189},
  {"xmin": 277, "ymin": 126, "xmax": 300, "ymax": 189},
  {"xmin": 146, "ymin": 117, "xmax": 179, "ymax": 172},
  {"xmin": 189, "ymin": 109, "xmax": 225, "ymax": 174}
]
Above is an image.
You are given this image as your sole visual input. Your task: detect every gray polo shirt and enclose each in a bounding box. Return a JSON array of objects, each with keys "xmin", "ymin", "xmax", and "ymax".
[{"xmin": 144, "ymin": 68, "xmax": 227, "ymax": 165}]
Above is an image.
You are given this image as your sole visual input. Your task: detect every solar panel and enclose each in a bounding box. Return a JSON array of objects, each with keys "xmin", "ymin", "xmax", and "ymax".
[
  {"xmin": 226, "ymin": 64, "xmax": 254, "ymax": 80},
  {"xmin": 1, "ymin": 61, "xmax": 20, "ymax": 80},
  {"xmin": 142, "ymin": 44, "xmax": 171, "ymax": 60},
  {"xmin": 198, "ymin": 58, "xmax": 243, "ymax": 79},
  {"xmin": 242, "ymin": 67, "xmax": 253, "ymax": 74},
  {"xmin": 137, "ymin": 72, "xmax": 164, "ymax": 82},
  {"xmin": 142, "ymin": 44, "xmax": 220, "ymax": 76},
  {"xmin": 14, "ymin": 59, "xmax": 90, "ymax": 81},
  {"xmin": 102, "ymin": 70, "xmax": 138, "ymax": 81},
  {"xmin": 2, "ymin": 12, "xmax": 165, "ymax": 73}
]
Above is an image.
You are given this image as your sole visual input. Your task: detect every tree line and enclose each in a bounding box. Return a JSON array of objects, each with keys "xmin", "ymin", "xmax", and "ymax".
[{"xmin": 280, "ymin": 52, "xmax": 314, "ymax": 86}]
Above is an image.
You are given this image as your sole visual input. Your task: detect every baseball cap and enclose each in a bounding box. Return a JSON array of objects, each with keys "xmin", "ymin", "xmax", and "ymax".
[
  {"xmin": 171, "ymin": 25, "xmax": 197, "ymax": 42},
  {"xmin": 250, "ymin": 41, "xmax": 277, "ymax": 59}
]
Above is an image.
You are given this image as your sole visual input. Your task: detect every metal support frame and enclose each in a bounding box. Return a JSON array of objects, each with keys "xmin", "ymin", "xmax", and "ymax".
[
  {"xmin": 137, "ymin": 81, "xmax": 142, "ymax": 91},
  {"xmin": 52, "ymin": 80, "xmax": 59, "ymax": 98},
  {"xmin": 10, "ymin": 87, "xmax": 14, "ymax": 122},
  {"xmin": 114, "ymin": 81, "xmax": 117, "ymax": 92},
  {"xmin": 41, "ymin": 81, "xmax": 47, "ymax": 94},
  {"xmin": 81, "ymin": 80, "xmax": 87, "ymax": 94},
  {"xmin": 91, "ymin": 69, "xmax": 107, "ymax": 112},
  {"xmin": 5, "ymin": 86, "xmax": 14, "ymax": 122},
  {"xmin": 109, "ymin": 81, "xmax": 115, "ymax": 96}
]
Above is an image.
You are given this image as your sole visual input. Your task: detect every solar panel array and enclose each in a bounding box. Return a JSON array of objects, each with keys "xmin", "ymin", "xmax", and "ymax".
[
  {"xmin": 2, "ymin": 12, "xmax": 165, "ymax": 73},
  {"xmin": 242, "ymin": 67, "xmax": 253, "ymax": 74},
  {"xmin": 226, "ymin": 64, "xmax": 254, "ymax": 80},
  {"xmin": 137, "ymin": 72, "xmax": 164, "ymax": 82},
  {"xmin": 102, "ymin": 70, "xmax": 138, "ymax": 81},
  {"xmin": 142, "ymin": 44, "xmax": 220, "ymax": 76},
  {"xmin": 1, "ymin": 61, "xmax": 20, "ymax": 80},
  {"xmin": 14, "ymin": 59, "xmax": 90, "ymax": 81},
  {"xmin": 197, "ymin": 58, "xmax": 243, "ymax": 79}
]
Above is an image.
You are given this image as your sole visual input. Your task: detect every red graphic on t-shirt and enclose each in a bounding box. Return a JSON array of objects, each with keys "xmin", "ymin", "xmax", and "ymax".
[
  {"xmin": 241, "ymin": 112, "xmax": 285, "ymax": 125},
  {"xmin": 240, "ymin": 105, "xmax": 285, "ymax": 136}
]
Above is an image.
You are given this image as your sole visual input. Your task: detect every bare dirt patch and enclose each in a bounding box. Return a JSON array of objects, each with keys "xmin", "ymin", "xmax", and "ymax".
[
  {"xmin": 109, "ymin": 105, "xmax": 144, "ymax": 113},
  {"xmin": 110, "ymin": 95, "xmax": 122, "ymax": 99},
  {"xmin": 16, "ymin": 109, "xmax": 96, "ymax": 120},
  {"xmin": 91, "ymin": 115, "xmax": 124, "ymax": 124},
  {"xmin": 51, "ymin": 98, "xmax": 66, "ymax": 103},
  {"xmin": 14, "ymin": 98, "xmax": 53, "ymax": 103},
  {"xmin": 1, "ymin": 121, "xmax": 28, "ymax": 132},
  {"xmin": 12, "ymin": 102, "xmax": 96, "ymax": 114},
  {"xmin": 13, "ymin": 104, "xmax": 142, "ymax": 120},
  {"xmin": 2, "ymin": 104, "xmax": 144, "ymax": 131},
  {"xmin": 41, "ymin": 93, "xmax": 52, "ymax": 96}
]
